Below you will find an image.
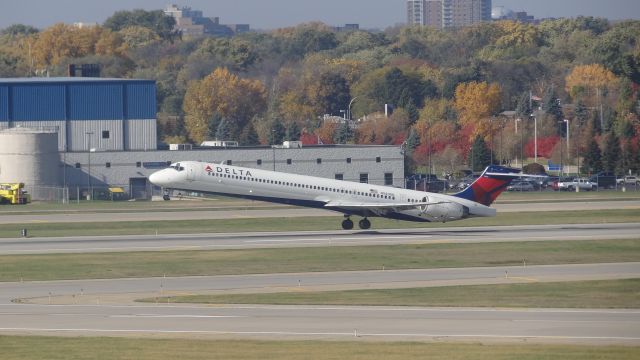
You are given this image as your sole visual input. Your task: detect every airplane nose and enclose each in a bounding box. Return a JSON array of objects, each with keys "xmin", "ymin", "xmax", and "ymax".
[{"xmin": 149, "ymin": 170, "xmax": 168, "ymax": 186}]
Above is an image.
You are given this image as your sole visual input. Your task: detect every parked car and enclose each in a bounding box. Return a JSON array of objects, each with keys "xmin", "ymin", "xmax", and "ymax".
[
  {"xmin": 589, "ymin": 172, "xmax": 617, "ymax": 189},
  {"xmin": 523, "ymin": 174, "xmax": 550, "ymax": 190},
  {"xmin": 507, "ymin": 180, "xmax": 535, "ymax": 192},
  {"xmin": 617, "ymin": 176, "xmax": 640, "ymax": 186},
  {"xmin": 556, "ymin": 177, "xmax": 597, "ymax": 191},
  {"xmin": 455, "ymin": 175, "xmax": 479, "ymax": 190},
  {"xmin": 406, "ymin": 174, "xmax": 447, "ymax": 193}
]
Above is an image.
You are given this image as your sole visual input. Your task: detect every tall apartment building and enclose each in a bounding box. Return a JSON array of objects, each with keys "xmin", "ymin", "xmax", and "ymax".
[
  {"xmin": 442, "ymin": 0, "xmax": 492, "ymax": 28},
  {"xmin": 407, "ymin": 0, "xmax": 491, "ymax": 29},
  {"xmin": 407, "ymin": 0, "xmax": 425, "ymax": 26}
]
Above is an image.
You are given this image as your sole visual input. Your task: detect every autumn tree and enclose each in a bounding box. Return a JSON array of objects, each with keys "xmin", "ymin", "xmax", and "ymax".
[
  {"xmin": 32, "ymin": 24, "xmax": 101, "ymax": 66},
  {"xmin": 565, "ymin": 64, "xmax": 619, "ymax": 105},
  {"xmin": 307, "ymin": 72, "xmax": 351, "ymax": 116},
  {"xmin": 183, "ymin": 67, "xmax": 267, "ymax": 143},
  {"xmin": 314, "ymin": 121, "xmax": 338, "ymax": 145},
  {"xmin": 104, "ymin": 9, "xmax": 177, "ymax": 41},
  {"xmin": 454, "ymin": 81, "xmax": 502, "ymax": 140}
]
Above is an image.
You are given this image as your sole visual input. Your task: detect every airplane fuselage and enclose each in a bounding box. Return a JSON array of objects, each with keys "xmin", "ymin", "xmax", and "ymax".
[{"xmin": 150, "ymin": 161, "xmax": 496, "ymax": 224}]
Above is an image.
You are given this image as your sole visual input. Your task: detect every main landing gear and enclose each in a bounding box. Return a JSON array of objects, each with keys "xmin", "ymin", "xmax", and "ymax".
[{"xmin": 341, "ymin": 216, "xmax": 371, "ymax": 230}]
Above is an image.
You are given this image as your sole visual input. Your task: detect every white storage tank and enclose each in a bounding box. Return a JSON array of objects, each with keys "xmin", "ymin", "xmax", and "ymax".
[{"xmin": 0, "ymin": 128, "xmax": 61, "ymax": 190}]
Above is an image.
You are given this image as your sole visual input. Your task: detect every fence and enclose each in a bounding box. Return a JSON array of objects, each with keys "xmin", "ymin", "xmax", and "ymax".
[{"xmin": 22, "ymin": 184, "xmax": 164, "ymax": 203}]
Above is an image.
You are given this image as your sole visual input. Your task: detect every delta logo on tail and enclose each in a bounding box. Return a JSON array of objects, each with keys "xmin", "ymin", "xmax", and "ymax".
[{"xmin": 453, "ymin": 165, "xmax": 521, "ymax": 206}]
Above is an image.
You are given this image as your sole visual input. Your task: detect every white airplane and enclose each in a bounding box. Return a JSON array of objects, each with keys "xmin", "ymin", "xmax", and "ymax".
[{"xmin": 149, "ymin": 161, "xmax": 522, "ymax": 230}]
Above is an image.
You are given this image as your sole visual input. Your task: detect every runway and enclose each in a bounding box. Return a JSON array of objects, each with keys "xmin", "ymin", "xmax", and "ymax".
[
  {"xmin": 1, "ymin": 222, "xmax": 638, "ymax": 344},
  {"xmin": 0, "ymin": 200, "xmax": 638, "ymax": 224},
  {"xmin": 1, "ymin": 304, "xmax": 638, "ymax": 344},
  {"xmin": 1, "ymin": 223, "xmax": 638, "ymax": 254},
  {"xmin": 0, "ymin": 262, "xmax": 639, "ymax": 344}
]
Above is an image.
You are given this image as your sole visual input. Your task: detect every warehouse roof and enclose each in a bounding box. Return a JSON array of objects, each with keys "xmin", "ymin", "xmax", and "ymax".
[{"xmin": 0, "ymin": 77, "xmax": 153, "ymax": 84}]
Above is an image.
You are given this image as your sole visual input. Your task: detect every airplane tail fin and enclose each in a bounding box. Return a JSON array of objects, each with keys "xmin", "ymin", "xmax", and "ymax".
[{"xmin": 453, "ymin": 165, "xmax": 521, "ymax": 206}]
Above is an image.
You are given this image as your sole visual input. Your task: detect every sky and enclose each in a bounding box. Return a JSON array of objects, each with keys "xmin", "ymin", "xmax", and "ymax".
[{"xmin": 1, "ymin": 0, "xmax": 639, "ymax": 30}]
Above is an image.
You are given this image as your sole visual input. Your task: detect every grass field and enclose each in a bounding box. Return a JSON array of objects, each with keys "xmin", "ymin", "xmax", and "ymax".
[
  {"xmin": 1, "ymin": 209, "xmax": 639, "ymax": 238},
  {"xmin": 151, "ymin": 279, "xmax": 640, "ymax": 309},
  {"xmin": 1, "ymin": 239, "xmax": 638, "ymax": 282},
  {"xmin": 0, "ymin": 336, "xmax": 638, "ymax": 360}
]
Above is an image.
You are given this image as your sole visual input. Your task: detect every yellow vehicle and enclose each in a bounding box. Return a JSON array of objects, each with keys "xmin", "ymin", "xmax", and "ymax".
[{"xmin": 0, "ymin": 183, "xmax": 31, "ymax": 205}]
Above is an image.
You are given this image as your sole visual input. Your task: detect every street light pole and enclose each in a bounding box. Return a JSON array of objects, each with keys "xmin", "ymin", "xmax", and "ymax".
[
  {"xmin": 85, "ymin": 132, "xmax": 94, "ymax": 201},
  {"xmin": 348, "ymin": 97, "xmax": 358, "ymax": 121},
  {"xmin": 531, "ymin": 113, "xmax": 538, "ymax": 163},
  {"xmin": 564, "ymin": 119, "xmax": 570, "ymax": 166},
  {"xmin": 489, "ymin": 117, "xmax": 493, "ymax": 165},
  {"xmin": 515, "ymin": 118, "xmax": 521, "ymax": 168}
]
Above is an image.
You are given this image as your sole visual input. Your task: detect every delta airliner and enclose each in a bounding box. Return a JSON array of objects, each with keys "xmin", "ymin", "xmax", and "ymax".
[{"xmin": 149, "ymin": 161, "xmax": 521, "ymax": 230}]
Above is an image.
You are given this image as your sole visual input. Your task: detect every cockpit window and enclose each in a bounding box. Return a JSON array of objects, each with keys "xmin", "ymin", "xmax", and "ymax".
[{"xmin": 169, "ymin": 163, "xmax": 185, "ymax": 171}]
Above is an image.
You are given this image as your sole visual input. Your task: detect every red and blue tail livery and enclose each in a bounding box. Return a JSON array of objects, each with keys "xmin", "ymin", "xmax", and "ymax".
[{"xmin": 453, "ymin": 165, "xmax": 521, "ymax": 206}]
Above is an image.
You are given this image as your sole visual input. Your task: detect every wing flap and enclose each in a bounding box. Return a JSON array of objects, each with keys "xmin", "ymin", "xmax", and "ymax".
[{"xmin": 324, "ymin": 201, "xmax": 448, "ymax": 212}]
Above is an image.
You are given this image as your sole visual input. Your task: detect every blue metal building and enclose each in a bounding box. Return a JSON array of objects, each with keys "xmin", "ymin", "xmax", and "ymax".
[{"xmin": 0, "ymin": 77, "xmax": 157, "ymax": 151}]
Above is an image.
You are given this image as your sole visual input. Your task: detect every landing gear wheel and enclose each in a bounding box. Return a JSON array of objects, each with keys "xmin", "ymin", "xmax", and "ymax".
[
  {"xmin": 163, "ymin": 195, "xmax": 170, "ymax": 201},
  {"xmin": 341, "ymin": 218, "xmax": 354, "ymax": 230},
  {"xmin": 358, "ymin": 218, "xmax": 371, "ymax": 230}
]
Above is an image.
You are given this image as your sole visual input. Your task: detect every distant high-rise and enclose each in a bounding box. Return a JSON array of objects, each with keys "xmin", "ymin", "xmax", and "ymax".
[
  {"xmin": 407, "ymin": 0, "xmax": 425, "ymax": 26},
  {"xmin": 442, "ymin": 0, "xmax": 492, "ymax": 28},
  {"xmin": 408, "ymin": 0, "xmax": 491, "ymax": 29}
]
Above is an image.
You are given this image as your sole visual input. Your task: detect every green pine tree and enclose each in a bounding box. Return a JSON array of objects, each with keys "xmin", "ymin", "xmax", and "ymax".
[
  {"xmin": 333, "ymin": 121, "xmax": 354, "ymax": 144},
  {"xmin": 515, "ymin": 91, "xmax": 531, "ymax": 119},
  {"xmin": 542, "ymin": 86, "xmax": 564, "ymax": 135},
  {"xmin": 404, "ymin": 99, "xmax": 419, "ymax": 125},
  {"xmin": 285, "ymin": 121, "xmax": 300, "ymax": 141},
  {"xmin": 405, "ymin": 128, "xmax": 420, "ymax": 156},
  {"xmin": 215, "ymin": 118, "xmax": 230, "ymax": 140},
  {"xmin": 581, "ymin": 137, "xmax": 602, "ymax": 174},
  {"xmin": 269, "ymin": 119, "xmax": 286, "ymax": 145},
  {"xmin": 238, "ymin": 122, "xmax": 259, "ymax": 146},
  {"xmin": 468, "ymin": 136, "xmax": 491, "ymax": 172},
  {"xmin": 207, "ymin": 112, "xmax": 223, "ymax": 140},
  {"xmin": 573, "ymin": 99, "xmax": 589, "ymax": 125},
  {"xmin": 601, "ymin": 132, "xmax": 621, "ymax": 173}
]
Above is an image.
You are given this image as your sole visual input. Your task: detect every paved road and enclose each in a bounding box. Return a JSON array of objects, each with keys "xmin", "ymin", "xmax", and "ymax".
[
  {"xmin": 0, "ymin": 262, "xmax": 639, "ymax": 344},
  {"xmin": 1, "ymin": 223, "xmax": 638, "ymax": 254},
  {"xmin": 0, "ymin": 200, "xmax": 638, "ymax": 224}
]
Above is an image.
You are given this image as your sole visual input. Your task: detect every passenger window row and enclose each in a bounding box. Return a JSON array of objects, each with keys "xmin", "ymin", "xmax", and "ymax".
[{"xmin": 205, "ymin": 171, "xmax": 396, "ymax": 200}]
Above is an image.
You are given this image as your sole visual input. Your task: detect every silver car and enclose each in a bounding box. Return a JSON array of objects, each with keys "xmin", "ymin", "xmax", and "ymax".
[{"xmin": 507, "ymin": 180, "xmax": 534, "ymax": 192}]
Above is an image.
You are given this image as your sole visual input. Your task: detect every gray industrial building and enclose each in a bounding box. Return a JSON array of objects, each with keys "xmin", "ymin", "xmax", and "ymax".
[
  {"xmin": 0, "ymin": 77, "xmax": 404, "ymax": 201},
  {"xmin": 61, "ymin": 145, "xmax": 404, "ymax": 200}
]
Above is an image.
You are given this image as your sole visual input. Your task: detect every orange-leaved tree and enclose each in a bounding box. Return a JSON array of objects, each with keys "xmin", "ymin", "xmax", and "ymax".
[
  {"xmin": 565, "ymin": 64, "xmax": 619, "ymax": 105},
  {"xmin": 183, "ymin": 68, "xmax": 266, "ymax": 143},
  {"xmin": 454, "ymin": 81, "xmax": 501, "ymax": 141}
]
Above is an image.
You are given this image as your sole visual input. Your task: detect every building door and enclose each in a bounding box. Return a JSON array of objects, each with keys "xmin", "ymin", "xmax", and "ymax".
[{"xmin": 129, "ymin": 177, "xmax": 149, "ymax": 199}]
